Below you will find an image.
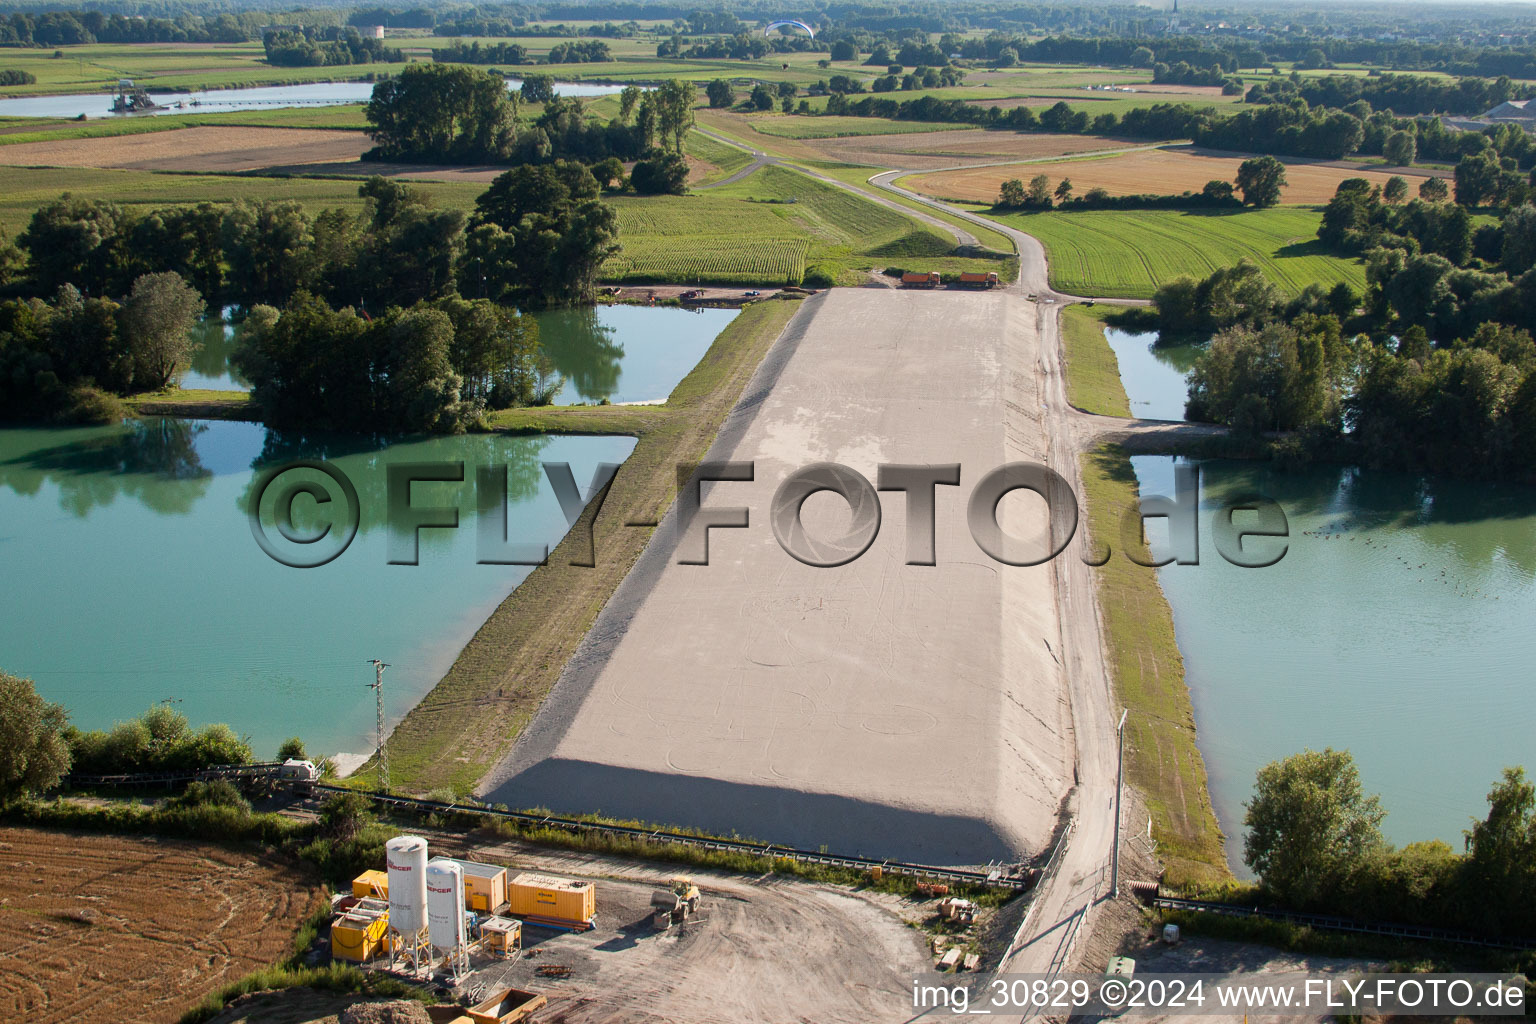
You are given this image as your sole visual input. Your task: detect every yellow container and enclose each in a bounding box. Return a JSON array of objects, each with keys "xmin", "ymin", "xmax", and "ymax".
[
  {"xmin": 456, "ymin": 861, "xmax": 507, "ymax": 913},
  {"xmin": 331, "ymin": 908, "xmax": 390, "ymax": 962},
  {"xmin": 507, "ymin": 872, "xmax": 595, "ymax": 923},
  {"xmin": 352, "ymin": 870, "xmax": 389, "ymax": 899}
]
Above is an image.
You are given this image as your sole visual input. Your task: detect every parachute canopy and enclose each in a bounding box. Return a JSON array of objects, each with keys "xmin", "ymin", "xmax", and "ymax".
[{"xmin": 763, "ymin": 19, "xmax": 815, "ymax": 38}]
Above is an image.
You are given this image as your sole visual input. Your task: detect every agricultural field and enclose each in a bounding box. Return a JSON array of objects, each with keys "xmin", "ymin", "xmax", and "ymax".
[
  {"xmin": 0, "ymin": 165, "xmax": 486, "ymax": 235},
  {"xmin": 907, "ymin": 145, "xmax": 1451, "ymax": 206},
  {"xmin": 607, "ymin": 163, "xmax": 991, "ymax": 285},
  {"xmin": 0, "ymin": 826, "xmax": 319, "ymax": 1024},
  {"xmin": 743, "ymin": 115, "xmax": 978, "ymax": 139},
  {"xmin": 804, "ymin": 128, "xmax": 1155, "ymax": 170},
  {"xmin": 684, "ymin": 129, "xmax": 756, "ymax": 185},
  {"xmin": 980, "ymin": 206, "xmax": 1365, "ymax": 298},
  {"xmin": 0, "ymin": 125, "xmax": 370, "ymax": 173}
]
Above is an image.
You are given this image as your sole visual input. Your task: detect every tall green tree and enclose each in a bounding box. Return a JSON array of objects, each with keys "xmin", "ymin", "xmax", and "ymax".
[
  {"xmin": 705, "ymin": 78, "xmax": 733, "ymax": 108},
  {"xmin": 366, "ymin": 63, "xmax": 516, "ymax": 162},
  {"xmin": 121, "ymin": 271, "xmax": 204, "ymax": 390},
  {"xmin": 1244, "ymin": 748, "xmax": 1386, "ymax": 906},
  {"xmin": 0, "ymin": 671, "xmax": 71, "ymax": 801},
  {"xmin": 1235, "ymin": 155, "xmax": 1288, "ymax": 207}
]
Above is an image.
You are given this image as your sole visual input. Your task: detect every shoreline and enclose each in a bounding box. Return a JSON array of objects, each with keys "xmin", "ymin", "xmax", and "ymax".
[{"xmin": 1062, "ymin": 306, "xmax": 1228, "ymax": 883}]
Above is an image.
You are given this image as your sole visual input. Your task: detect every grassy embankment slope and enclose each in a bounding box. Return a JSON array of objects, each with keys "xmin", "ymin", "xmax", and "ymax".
[
  {"xmin": 982, "ymin": 207, "xmax": 1364, "ymax": 299},
  {"xmin": 1060, "ymin": 303, "xmax": 1226, "ymax": 884},
  {"xmin": 357, "ymin": 299, "xmax": 802, "ymax": 794}
]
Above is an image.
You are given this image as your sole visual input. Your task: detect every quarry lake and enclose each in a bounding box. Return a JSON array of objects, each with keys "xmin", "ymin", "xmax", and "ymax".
[
  {"xmin": 0, "ymin": 419, "xmax": 635, "ymax": 760},
  {"xmin": 1115, "ymin": 327, "xmax": 1533, "ymax": 857},
  {"xmin": 184, "ymin": 304, "xmax": 739, "ymax": 404},
  {"xmin": 0, "ymin": 78, "xmax": 631, "ymax": 119}
]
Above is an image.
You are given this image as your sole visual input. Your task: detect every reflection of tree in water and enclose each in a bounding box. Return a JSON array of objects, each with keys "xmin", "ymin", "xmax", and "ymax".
[
  {"xmin": 534, "ymin": 307, "xmax": 625, "ymax": 402},
  {"xmin": 0, "ymin": 418, "xmax": 211, "ymax": 516},
  {"xmin": 1199, "ymin": 460, "xmax": 1536, "ymax": 580},
  {"xmin": 186, "ymin": 309, "xmax": 249, "ymax": 387},
  {"xmin": 1148, "ymin": 337, "xmax": 1204, "ymax": 376},
  {"xmin": 241, "ymin": 429, "xmax": 554, "ymax": 538}
]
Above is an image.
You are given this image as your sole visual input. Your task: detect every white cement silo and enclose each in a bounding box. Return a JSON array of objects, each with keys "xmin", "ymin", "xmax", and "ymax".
[
  {"xmin": 426, "ymin": 857, "xmax": 469, "ymax": 979},
  {"xmin": 385, "ymin": 835, "xmax": 429, "ymax": 968}
]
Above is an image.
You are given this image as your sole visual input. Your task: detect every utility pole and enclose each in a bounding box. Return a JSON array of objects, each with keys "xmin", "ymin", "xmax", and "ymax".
[
  {"xmin": 1111, "ymin": 707, "xmax": 1128, "ymax": 897},
  {"xmin": 367, "ymin": 660, "xmax": 390, "ymax": 792}
]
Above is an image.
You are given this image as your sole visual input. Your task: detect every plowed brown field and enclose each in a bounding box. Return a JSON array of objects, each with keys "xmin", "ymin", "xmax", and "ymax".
[
  {"xmin": 0, "ymin": 827, "xmax": 319, "ymax": 1024},
  {"xmin": 906, "ymin": 146, "xmax": 1450, "ymax": 205},
  {"xmin": 0, "ymin": 126, "xmax": 369, "ymax": 173}
]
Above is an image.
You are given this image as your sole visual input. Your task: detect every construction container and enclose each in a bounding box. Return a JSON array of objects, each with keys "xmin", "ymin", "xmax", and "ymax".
[
  {"xmin": 467, "ymin": 987, "xmax": 547, "ymax": 1024},
  {"xmin": 331, "ymin": 902, "xmax": 390, "ymax": 962},
  {"xmin": 507, "ymin": 872, "xmax": 596, "ymax": 929},
  {"xmin": 454, "ymin": 860, "xmax": 508, "ymax": 913},
  {"xmin": 386, "ymin": 835, "xmax": 429, "ymax": 937},
  {"xmin": 352, "ymin": 869, "xmax": 389, "ymax": 899},
  {"xmin": 479, "ymin": 916, "xmax": 522, "ymax": 956}
]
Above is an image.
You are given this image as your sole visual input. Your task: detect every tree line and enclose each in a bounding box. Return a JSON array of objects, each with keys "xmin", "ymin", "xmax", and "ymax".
[
  {"xmin": 1247, "ymin": 71, "xmax": 1534, "ymax": 117},
  {"xmin": 0, "ymin": 9, "xmax": 261, "ymax": 46},
  {"xmin": 364, "ymin": 64, "xmax": 694, "ymax": 192},
  {"xmin": 807, "ymin": 86, "xmax": 1536, "ymax": 170},
  {"xmin": 1154, "ymin": 190, "xmax": 1536, "ymax": 477},
  {"xmin": 3, "ymin": 171, "xmax": 619, "ymax": 430},
  {"xmin": 262, "ymin": 26, "xmax": 402, "ymax": 68},
  {"xmin": 1243, "ymin": 749, "xmax": 1535, "ymax": 941}
]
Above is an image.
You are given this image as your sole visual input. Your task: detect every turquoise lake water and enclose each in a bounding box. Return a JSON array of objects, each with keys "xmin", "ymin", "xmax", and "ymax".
[
  {"xmin": 1105, "ymin": 320, "xmax": 1532, "ymax": 854},
  {"xmin": 0, "ymin": 419, "xmax": 634, "ymax": 760},
  {"xmin": 180, "ymin": 305, "xmax": 738, "ymax": 405}
]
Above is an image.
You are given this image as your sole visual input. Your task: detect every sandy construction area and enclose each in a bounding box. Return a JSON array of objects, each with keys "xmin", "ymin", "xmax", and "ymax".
[
  {"xmin": 483, "ymin": 289, "xmax": 1072, "ymax": 865},
  {"xmin": 0, "ymin": 125, "xmax": 370, "ymax": 173},
  {"xmin": 907, "ymin": 145, "xmax": 1449, "ymax": 205},
  {"xmin": 807, "ymin": 129, "xmax": 1146, "ymax": 170}
]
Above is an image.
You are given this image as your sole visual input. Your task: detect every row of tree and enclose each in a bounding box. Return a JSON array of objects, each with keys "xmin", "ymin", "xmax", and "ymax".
[
  {"xmin": 1244, "ymin": 749, "xmax": 1535, "ymax": 939},
  {"xmin": 998, "ymin": 157, "xmax": 1283, "ymax": 212},
  {"xmin": 0, "ymin": 272, "xmax": 205, "ymax": 421},
  {"xmin": 1247, "ymin": 71, "xmax": 1533, "ymax": 117},
  {"xmin": 803, "ymin": 88, "xmax": 1536, "ymax": 171},
  {"xmin": 262, "ymin": 27, "xmax": 402, "ymax": 68},
  {"xmin": 364, "ymin": 64, "xmax": 696, "ymax": 172},
  {"xmin": 234, "ymin": 292, "xmax": 550, "ymax": 433},
  {"xmin": 0, "ymin": 9, "xmax": 260, "ymax": 46}
]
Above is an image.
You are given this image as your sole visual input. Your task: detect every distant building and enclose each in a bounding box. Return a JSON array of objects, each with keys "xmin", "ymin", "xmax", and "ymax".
[{"xmin": 362, "ymin": 25, "xmax": 385, "ymax": 39}]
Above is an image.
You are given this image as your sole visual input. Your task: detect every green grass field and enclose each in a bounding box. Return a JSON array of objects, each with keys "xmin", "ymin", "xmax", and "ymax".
[
  {"xmin": 809, "ymin": 163, "xmax": 1018, "ymax": 252},
  {"xmin": 981, "ymin": 207, "xmax": 1365, "ymax": 299}
]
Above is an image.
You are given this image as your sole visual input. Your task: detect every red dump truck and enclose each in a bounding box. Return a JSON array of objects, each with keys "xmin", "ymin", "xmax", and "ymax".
[
  {"xmin": 901, "ymin": 271, "xmax": 941, "ymax": 288},
  {"xmin": 959, "ymin": 271, "xmax": 1000, "ymax": 288}
]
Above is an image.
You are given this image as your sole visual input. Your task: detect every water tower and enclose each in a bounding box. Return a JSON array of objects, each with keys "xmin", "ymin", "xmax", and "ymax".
[{"xmin": 385, "ymin": 835, "xmax": 430, "ymax": 970}]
